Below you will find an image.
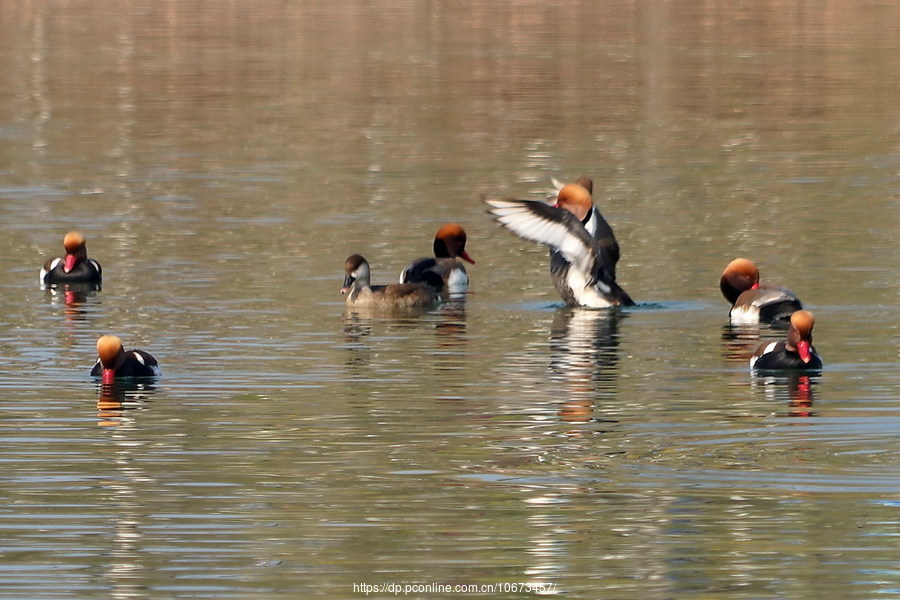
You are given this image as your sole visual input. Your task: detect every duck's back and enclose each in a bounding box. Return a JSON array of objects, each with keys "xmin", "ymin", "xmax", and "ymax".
[
  {"xmin": 731, "ymin": 286, "xmax": 802, "ymax": 323},
  {"xmin": 399, "ymin": 257, "xmax": 452, "ymax": 291},
  {"xmin": 349, "ymin": 283, "xmax": 438, "ymax": 308}
]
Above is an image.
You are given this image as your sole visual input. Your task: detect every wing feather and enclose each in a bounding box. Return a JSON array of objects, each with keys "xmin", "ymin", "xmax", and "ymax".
[
  {"xmin": 747, "ymin": 287, "xmax": 798, "ymax": 308},
  {"xmin": 485, "ymin": 198, "xmax": 598, "ymax": 278},
  {"xmin": 546, "ymin": 176, "xmax": 566, "ymax": 198}
]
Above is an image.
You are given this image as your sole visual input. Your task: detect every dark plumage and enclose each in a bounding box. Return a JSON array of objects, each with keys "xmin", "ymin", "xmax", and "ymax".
[
  {"xmin": 91, "ymin": 335, "xmax": 161, "ymax": 383},
  {"xmin": 400, "ymin": 223, "xmax": 474, "ymax": 297},
  {"xmin": 40, "ymin": 231, "xmax": 102, "ymax": 286},
  {"xmin": 750, "ymin": 310, "xmax": 822, "ymax": 371}
]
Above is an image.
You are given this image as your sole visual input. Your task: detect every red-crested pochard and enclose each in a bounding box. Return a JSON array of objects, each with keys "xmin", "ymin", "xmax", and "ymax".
[
  {"xmin": 91, "ymin": 335, "xmax": 161, "ymax": 384},
  {"xmin": 40, "ymin": 232, "xmax": 102, "ymax": 286},
  {"xmin": 750, "ymin": 310, "xmax": 822, "ymax": 371},
  {"xmin": 399, "ymin": 223, "xmax": 475, "ymax": 297},
  {"xmin": 486, "ymin": 182, "xmax": 634, "ymax": 308},
  {"xmin": 720, "ymin": 258, "xmax": 802, "ymax": 324}
]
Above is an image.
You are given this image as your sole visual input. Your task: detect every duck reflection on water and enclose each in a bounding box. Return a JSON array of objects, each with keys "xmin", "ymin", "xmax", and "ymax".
[
  {"xmin": 549, "ymin": 307, "xmax": 625, "ymax": 426},
  {"xmin": 42, "ymin": 282, "xmax": 102, "ymax": 347},
  {"xmin": 96, "ymin": 380, "xmax": 158, "ymax": 427},
  {"xmin": 341, "ymin": 299, "xmax": 468, "ymax": 373},
  {"xmin": 720, "ymin": 316, "xmax": 800, "ymax": 364},
  {"xmin": 720, "ymin": 323, "xmax": 764, "ymax": 363},
  {"xmin": 750, "ymin": 373, "xmax": 818, "ymax": 417},
  {"xmin": 43, "ymin": 278, "xmax": 100, "ymax": 322},
  {"xmin": 43, "ymin": 280, "xmax": 101, "ymax": 305}
]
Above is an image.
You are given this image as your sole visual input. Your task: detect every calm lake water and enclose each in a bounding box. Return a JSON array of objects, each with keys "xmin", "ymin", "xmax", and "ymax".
[{"xmin": 1, "ymin": 1, "xmax": 899, "ymax": 598}]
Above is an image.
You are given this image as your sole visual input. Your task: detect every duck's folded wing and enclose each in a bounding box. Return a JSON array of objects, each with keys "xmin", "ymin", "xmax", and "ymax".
[
  {"xmin": 485, "ymin": 198, "xmax": 598, "ymax": 277},
  {"xmin": 399, "ymin": 258, "xmax": 445, "ymax": 291},
  {"xmin": 399, "ymin": 257, "xmax": 435, "ymax": 283},
  {"xmin": 747, "ymin": 287, "xmax": 799, "ymax": 308},
  {"xmin": 747, "ymin": 286, "xmax": 803, "ymax": 321}
]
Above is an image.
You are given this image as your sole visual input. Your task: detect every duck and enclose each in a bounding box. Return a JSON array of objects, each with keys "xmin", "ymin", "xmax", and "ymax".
[
  {"xmin": 485, "ymin": 183, "xmax": 634, "ymax": 308},
  {"xmin": 342, "ymin": 254, "xmax": 440, "ymax": 308},
  {"xmin": 720, "ymin": 258, "xmax": 802, "ymax": 324},
  {"xmin": 550, "ymin": 178, "xmax": 622, "ymax": 279},
  {"xmin": 40, "ymin": 231, "xmax": 102, "ymax": 286},
  {"xmin": 399, "ymin": 223, "xmax": 475, "ymax": 297},
  {"xmin": 750, "ymin": 310, "xmax": 822, "ymax": 371},
  {"xmin": 548, "ymin": 177, "xmax": 620, "ymax": 268},
  {"xmin": 91, "ymin": 335, "xmax": 161, "ymax": 384},
  {"xmin": 549, "ymin": 175, "xmax": 594, "ymax": 197}
]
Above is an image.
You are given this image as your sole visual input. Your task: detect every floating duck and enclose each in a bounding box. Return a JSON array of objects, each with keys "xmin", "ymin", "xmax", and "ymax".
[
  {"xmin": 399, "ymin": 223, "xmax": 475, "ymax": 297},
  {"xmin": 720, "ymin": 258, "xmax": 802, "ymax": 324},
  {"xmin": 40, "ymin": 231, "xmax": 102, "ymax": 286},
  {"xmin": 750, "ymin": 310, "xmax": 822, "ymax": 371},
  {"xmin": 342, "ymin": 254, "xmax": 440, "ymax": 308},
  {"xmin": 91, "ymin": 335, "xmax": 161, "ymax": 384}
]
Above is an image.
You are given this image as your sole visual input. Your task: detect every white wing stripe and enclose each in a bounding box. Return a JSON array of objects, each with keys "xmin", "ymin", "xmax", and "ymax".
[{"xmin": 486, "ymin": 199, "xmax": 596, "ymax": 274}]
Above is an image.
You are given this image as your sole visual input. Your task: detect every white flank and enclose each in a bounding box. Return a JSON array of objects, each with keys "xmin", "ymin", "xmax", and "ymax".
[
  {"xmin": 567, "ymin": 269, "xmax": 614, "ymax": 308},
  {"xmin": 447, "ymin": 268, "xmax": 468, "ymax": 292},
  {"xmin": 729, "ymin": 304, "xmax": 760, "ymax": 325},
  {"xmin": 749, "ymin": 342, "xmax": 779, "ymax": 370},
  {"xmin": 39, "ymin": 257, "xmax": 62, "ymax": 283}
]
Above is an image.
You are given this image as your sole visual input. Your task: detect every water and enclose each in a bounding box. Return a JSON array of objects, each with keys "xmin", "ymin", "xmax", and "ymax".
[{"xmin": 1, "ymin": 1, "xmax": 899, "ymax": 598}]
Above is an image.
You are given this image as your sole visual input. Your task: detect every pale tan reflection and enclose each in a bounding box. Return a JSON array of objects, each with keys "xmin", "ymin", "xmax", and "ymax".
[
  {"xmin": 549, "ymin": 308, "xmax": 623, "ymax": 427},
  {"xmin": 341, "ymin": 300, "xmax": 468, "ymax": 373},
  {"xmin": 340, "ymin": 307, "xmax": 431, "ymax": 372},
  {"xmin": 110, "ymin": 27, "xmax": 137, "ymax": 185},
  {"xmin": 431, "ymin": 300, "xmax": 469, "ymax": 373},
  {"xmin": 721, "ymin": 323, "xmax": 763, "ymax": 363},
  {"xmin": 95, "ymin": 387, "xmax": 157, "ymax": 599},
  {"xmin": 28, "ymin": 7, "xmax": 50, "ymax": 162},
  {"xmin": 523, "ymin": 495, "xmax": 571, "ymax": 588}
]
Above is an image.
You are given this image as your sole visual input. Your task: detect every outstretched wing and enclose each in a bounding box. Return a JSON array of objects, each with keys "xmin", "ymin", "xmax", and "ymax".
[{"xmin": 485, "ymin": 198, "xmax": 599, "ymax": 280}]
